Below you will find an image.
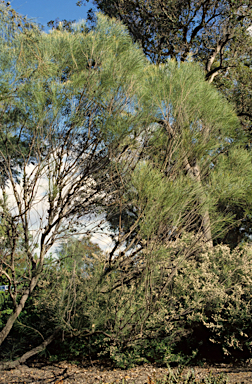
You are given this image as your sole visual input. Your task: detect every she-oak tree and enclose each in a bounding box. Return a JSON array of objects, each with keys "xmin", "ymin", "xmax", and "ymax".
[
  {"xmin": 1, "ymin": 0, "xmax": 252, "ymax": 364},
  {"xmin": 78, "ymin": 0, "xmax": 252, "ymax": 247},
  {"xmin": 0, "ymin": 4, "xmax": 150, "ymax": 348}
]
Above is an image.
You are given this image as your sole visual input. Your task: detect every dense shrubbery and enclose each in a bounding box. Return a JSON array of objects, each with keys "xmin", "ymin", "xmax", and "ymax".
[{"xmin": 2, "ymin": 236, "xmax": 252, "ymax": 368}]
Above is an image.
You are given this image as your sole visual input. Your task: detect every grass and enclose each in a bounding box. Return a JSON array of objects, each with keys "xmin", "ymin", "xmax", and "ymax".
[{"xmin": 101, "ymin": 366, "xmax": 229, "ymax": 383}]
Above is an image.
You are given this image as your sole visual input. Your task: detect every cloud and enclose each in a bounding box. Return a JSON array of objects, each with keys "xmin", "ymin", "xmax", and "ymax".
[{"xmin": 1, "ymin": 162, "xmax": 114, "ymax": 257}]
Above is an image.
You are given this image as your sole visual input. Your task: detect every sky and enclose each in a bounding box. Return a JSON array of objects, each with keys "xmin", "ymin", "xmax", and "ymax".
[
  {"xmin": 2, "ymin": 163, "xmax": 114, "ymax": 255},
  {"xmin": 10, "ymin": 0, "xmax": 96, "ymax": 31}
]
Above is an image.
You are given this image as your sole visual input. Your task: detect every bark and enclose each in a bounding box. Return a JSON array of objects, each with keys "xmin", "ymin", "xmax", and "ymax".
[
  {"xmin": 0, "ymin": 328, "xmax": 59, "ymax": 370},
  {"xmin": 205, "ymin": 32, "xmax": 232, "ymax": 83},
  {"xmin": 201, "ymin": 209, "xmax": 213, "ymax": 246},
  {"xmin": 0, "ymin": 275, "xmax": 39, "ymax": 346},
  {"xmin": 183, "ymin": 157, "xmax": 213, "ymax": 247}
]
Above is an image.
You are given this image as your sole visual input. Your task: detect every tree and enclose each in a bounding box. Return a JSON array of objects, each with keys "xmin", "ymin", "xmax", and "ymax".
[
  {"xmin": 87, "ymin": 62, "xmax": 251, "ymax": 360},
  {"xmin": 77, "ymin": 0, "xmax": 252, "ymax": 143},
  {"xmin": 79, "ymin": 0, "xmax": 252, "ymax": 72},
  {"xmin": 104, "ymin": 61, "xmax": 248, "ymax": 254},
  {"xmin": 1, "ymin": 2, "xmax": 252, "ymax": 367},
  {"xmin": 77, "ymin": 0, "xmax": 252, "ymax": 247},
  {"xmin": 0, "ymin": 1, "xmax": 41, "ymax": 186},
  {"xmin": 0, "ymin": 7, "xmax": 149, "ymax": 350}
]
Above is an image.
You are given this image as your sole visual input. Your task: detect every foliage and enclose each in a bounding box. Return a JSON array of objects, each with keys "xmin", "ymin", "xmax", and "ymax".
[
  {"xmin": 77, "ymin": 0, "xmax": 252, "ymax": 247},
  {"xmin": 2, "ymin": 229, "xmax": 252, "ymax": 368},
  {"xmin": 0, "ymin": 1, "xmax": 41, "ymax": 185},
  {"xmin": 80, "ymin": 0, "xmax": 252, "ymax": 70},
  {"xmin": 0, "ymin": 7, "xmax": 149, "ymax": 347},
  {"xmin": 105, "ymin": 61, "xmax": 248, "ymax": 252},
  {"xmin": 153, "ymin": 366, "xmax": 228, "ymax": 384},
  {"xmin": 1, "ymin": 1, "xmax": 252, "ymax": 369},
  {"xmin": 4, "ymin": 234, "xmax": 251, "ymax": 368}
]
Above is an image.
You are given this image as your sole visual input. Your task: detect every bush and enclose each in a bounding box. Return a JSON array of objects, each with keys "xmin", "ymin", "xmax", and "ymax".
[{"xmin": 2, "ymin": 235, "xmax": 252, "ymax": 367}]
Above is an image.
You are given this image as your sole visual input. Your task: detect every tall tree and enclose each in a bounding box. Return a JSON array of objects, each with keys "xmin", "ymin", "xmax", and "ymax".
[
  {"xmin": 77, "ymin": 0, "xmax": 252, "ymax": 247},
  {"xmin": 1, "ymin": 2, "xmax": 251, "ymax": 366},
  {"xmin": 79, "ymin": 1, "xmax": 252, "ymax": 70},
  {"xmin": 78, "ymin": 0, "xmax": 252, "ymax": 135},
  {"xmin": 0, "ymin": 0, "xmax": 41, "ymax": 186},
  {"xmin": 0, "ymin": 8, "xmax": 149, "ymax": 348},
  {"xmin": 88, "ymin": 62, "xmax": 252, "ymax": 357},
  {"xmin": 104, "ymin": 61, "xmax": 246, "ymax": 255}
]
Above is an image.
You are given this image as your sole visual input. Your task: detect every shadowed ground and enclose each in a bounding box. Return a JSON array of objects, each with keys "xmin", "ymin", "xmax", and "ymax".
[{"xmin": 1, "ymin": 361, "xmax": 252, "ymax": 383}]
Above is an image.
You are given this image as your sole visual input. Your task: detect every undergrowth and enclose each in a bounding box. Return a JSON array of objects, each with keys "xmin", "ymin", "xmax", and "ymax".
[{"xmin": 100, "ymin": 366, "xmax": 229, "ymax": 383}]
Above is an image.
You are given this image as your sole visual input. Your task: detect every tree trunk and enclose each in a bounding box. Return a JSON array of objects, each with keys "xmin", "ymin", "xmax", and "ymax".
[
  {"xmin": 0, "ymin": 328, "xmax": 59, "ymax": 370},
  {"xmin": 0, "ymin": 275, "xmax": 39, "ymax": 346},
  {"xmin": 202, "ymin": 209, "xmax": 213, "ymax": 245},
  {"xmin": 183, "ymin": 157, "xmax": 213, "ymax": 247}
]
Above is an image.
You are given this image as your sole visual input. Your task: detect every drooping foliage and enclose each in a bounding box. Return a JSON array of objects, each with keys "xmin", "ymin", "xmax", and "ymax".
[
  {"xmin": 105, "ymin": 61, "xmax": 250, "ymax": 252},
  {"xmin": 0, "ymin": 8, "xmax": 150, "ymax": 349},
  {"xmin": 77, "ymin": 0, "xmax": 252, "ymax": 247},
  {"xmin": 1, "ymin": 1, "xmax": 252, "ymax": 369}
]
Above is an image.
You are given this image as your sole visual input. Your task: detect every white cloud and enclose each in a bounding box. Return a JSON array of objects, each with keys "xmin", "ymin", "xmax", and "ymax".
[
  {"xmin": 247, "ymin": 26, "xmax": 252, "ymax": 37},
  {"xmin": 1, "ymin": 162, "xmax": 114, "ymax": 257}
]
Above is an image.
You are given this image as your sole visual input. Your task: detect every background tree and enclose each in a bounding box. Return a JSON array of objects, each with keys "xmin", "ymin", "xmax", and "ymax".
[
  {"xmin": 76, "ymin": 0, "xmax": 252, "ymax": 144},
  {"xmin": 57, "ymin": 236, "xmax": 103, "ymax": 272},
  {"xmin": 79, "ymin": 0, "xmax": 252, "ymax": 72}
]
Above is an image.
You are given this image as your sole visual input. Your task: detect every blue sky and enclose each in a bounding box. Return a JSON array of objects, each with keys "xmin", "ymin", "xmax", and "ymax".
[{"xmin": 10, "ymin": 0, "xmax": 96, "ymax": 30}]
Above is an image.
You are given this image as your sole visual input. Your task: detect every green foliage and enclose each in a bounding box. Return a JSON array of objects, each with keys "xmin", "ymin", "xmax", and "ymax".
[
  {"xmin": 155, "ymin": 366, "xmax": 228, "ymax": 384},
  {"xmin": 85, "ymin": 0, "xmax": 252, "ymax": 138},
  {"xmin": 2, "ymin": 232, "xmax": 252, "ymax": 367},
  {"xmin": 1, "ymin": 1, "xmax": 252, "ymax": 370},
  {"xmin": 0, "ymin": 6, "xmax": 151, "ymax": 348},
  {"xmin": 9, "ymin": 235, "xmax": 251, "ymax": 366},
  {"xmin": 105, "ymin": 59, "xmax": 250, "ymax": 252},
  {"xmin": 57, "ymin": 236, "xmax": 103, "ymax": 272},
  {"xmin": 82, "ymin": 0, "xmax": 252, "ymax": 248}
]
